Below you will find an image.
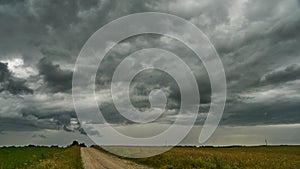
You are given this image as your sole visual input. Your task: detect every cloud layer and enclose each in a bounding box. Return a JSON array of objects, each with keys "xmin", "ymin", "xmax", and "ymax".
[{"xmin": 0, "ymin": 0, "xmax": 299, "ymax": 145}]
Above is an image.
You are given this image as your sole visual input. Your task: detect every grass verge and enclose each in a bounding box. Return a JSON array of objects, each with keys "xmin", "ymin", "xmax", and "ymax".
[{"xmin": 0, "ymin": 145, "xmax": 83, "ymax": 169}]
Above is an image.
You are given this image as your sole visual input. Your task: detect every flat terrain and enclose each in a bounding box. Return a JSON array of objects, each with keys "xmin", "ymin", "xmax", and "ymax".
[
  {"xmin": 129, "ymin": 146, "xmax": 300, "ymax": 169},
  {"xmin": 0, "ymin": 145, "xmax": 82, "ymax": 169},
  {"xmin": 81, "ymin": 147, "xmax": 151, "ymax": 169},
  {"xmin": 1, "ymin": 145, "xmax": 300, "ymax": 169}
]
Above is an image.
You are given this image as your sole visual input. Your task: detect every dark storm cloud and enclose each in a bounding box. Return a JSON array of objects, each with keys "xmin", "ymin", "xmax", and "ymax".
[
  {"xmin": 0, "ymin": 0, "xmax": 299, "ymax": 138},
  {"xmin": 27, "ymin": 0, "xmax": 80, "ymax": 29},
  {"xmin": 0, "ymin": 0, "xmax": 166, "ymax": 135},
  {"xmin": 97, "ymin": 34, "xmax": 211, "ymax": 106},
  {"xmin": 0, "ymin": 0, "xmax": 107, "ymax": 60},
  {"xmin": 0, "ymin": 114, "xmax": 79, "ymax": 133},
  {"xmin": 92, "ymin": 0, "xmax": 300, "ymax": 126},
  {"xmin": 0, "ymin": 107, "xmax": 78, "ymax": 133},
  {"xmin": 37, "ymin": 58, "xmax": 73, "ymax": 93},
  {"xmin": 0, "ymin": 117, "xmax": 42, "ymax": 132},
  {"xmin": 19, "ymin": 107, "xmax": 81, "ymax": 133},
  {"xmin": 0, "ymin": 0, "xmax": 133, "ymax": 133},
  {"xmin": 92, "ymin": 34, "xmax": 214, "ymax": 125},
  {"xmin": 222, "ymin": 100, "xmax": 300, "ymax": 126},
  {"xmin": 100, "ymin": 105, "xmax": 131, "ymax": 124},
  {"xmin": 260, "ymin": 64, "xmax": 300, "ymax": 84},
  {"xmin": 0, "ymin": 62, "xmax": 33, "ymax": 95}
]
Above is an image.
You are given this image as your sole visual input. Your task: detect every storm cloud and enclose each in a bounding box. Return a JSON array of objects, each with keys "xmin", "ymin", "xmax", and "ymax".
[
  {"xmin": 0, "ymin": 0, "xmax": 299, "ymax": 145},
  {"xmin": 260, "ymin": 64, "xmax": 300, "ymax": 85},
  {"xmin": 0, "ymin": 62, "xmax": 33, "ymax": 95},
  {"xmin": 37, "ymin": 58, "xmax": 73, "ymax": 93}
]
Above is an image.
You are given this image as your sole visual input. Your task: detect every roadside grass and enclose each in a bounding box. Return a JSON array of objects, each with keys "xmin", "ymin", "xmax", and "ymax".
[{"xmin": 0, "ymin": 145, "xmax": 83, "ymax": 169}]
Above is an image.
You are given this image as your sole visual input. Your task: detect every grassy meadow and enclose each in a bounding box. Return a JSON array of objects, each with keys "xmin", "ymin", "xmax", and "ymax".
[
  {"xmin": 127, "ymin": 146, "xmax": 300, "ymax": 169},
  {"xmin": 0, "ymin": 145, "xmax": 83, "ymax": 169}
]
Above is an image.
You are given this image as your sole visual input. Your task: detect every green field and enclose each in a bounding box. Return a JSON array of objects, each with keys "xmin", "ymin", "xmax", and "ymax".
[
  {"xmin": 1, "ymin": 145, "xmax": 300, "ymax": 169},
  {"xmin": 128, "ymin": 146, "xmax": 300, "ymax": 169},
  {"xmin": 0, "ymin": 145, "xmax": 83, "ymax": 169}
]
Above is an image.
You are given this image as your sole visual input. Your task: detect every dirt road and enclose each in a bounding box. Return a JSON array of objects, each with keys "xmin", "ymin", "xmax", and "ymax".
[{"xmin": 81, "ymin": 147, "xmax": 152, "ymax": 169}]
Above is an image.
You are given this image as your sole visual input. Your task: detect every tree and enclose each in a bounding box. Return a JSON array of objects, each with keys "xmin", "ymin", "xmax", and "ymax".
[
  {"xmin": 71, "ymin": 141, "xmax": 79, "ymax": 146},
  {"xmin": 79, "ymin": 143, "xmax": 87, "ymax": 147}
]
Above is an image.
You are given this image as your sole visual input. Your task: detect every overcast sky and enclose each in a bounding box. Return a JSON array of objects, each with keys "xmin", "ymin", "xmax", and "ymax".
[{"xmin": 0, "ymin": 0, "xmax": 300, "ymax": 146}]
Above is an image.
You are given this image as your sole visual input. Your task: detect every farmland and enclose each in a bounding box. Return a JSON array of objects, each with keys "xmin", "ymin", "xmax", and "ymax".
[
  {"xmin": 128, "ymin": 146, "xmax": 300, "ymax": 169},
  {"xmin": 0, "ymin": 145, "xmax": 83, "ymax": 169},
  {"xmin": 1, "ymin": 145, "xmax": 300, "ymax": 169}
]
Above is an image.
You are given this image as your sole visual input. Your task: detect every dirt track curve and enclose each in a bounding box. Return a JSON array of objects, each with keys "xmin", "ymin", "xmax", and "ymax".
[{"xmin": 81, "ymin": 147, "xmax": 152, "ymax": 169}]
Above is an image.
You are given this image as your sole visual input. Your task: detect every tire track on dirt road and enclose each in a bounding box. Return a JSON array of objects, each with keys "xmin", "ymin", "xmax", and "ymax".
[{"xmin": 81, "ymin": 147, "xmax": 152, "ymax": 169}]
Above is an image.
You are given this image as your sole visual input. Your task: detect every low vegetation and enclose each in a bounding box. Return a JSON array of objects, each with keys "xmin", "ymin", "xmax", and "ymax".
[
  {"xmin": 127, "ymin": 146, "xmax": 300, "ymax": 169},
  {"xmin": 0, "ymin": 145, "xmax": 83, "ymax": 169},
  {"xmin": 1, "ymin": 144, "xmax": 300, "ymax": 169}
]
